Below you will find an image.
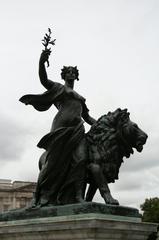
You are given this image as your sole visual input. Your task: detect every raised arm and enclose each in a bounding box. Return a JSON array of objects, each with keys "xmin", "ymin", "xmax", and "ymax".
[{"xmin": 39, "ymin": 49, "xmax": 54, "ymax": 90}]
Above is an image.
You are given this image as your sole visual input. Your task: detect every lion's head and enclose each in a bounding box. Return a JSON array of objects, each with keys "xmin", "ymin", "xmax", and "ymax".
[
  {"xmin": 86, "ymin": 108, "xmax": 148, "ymax": 183},
  {"xmin": 112, "ymin": 108, "xmax": 148, "ymax": 157}
]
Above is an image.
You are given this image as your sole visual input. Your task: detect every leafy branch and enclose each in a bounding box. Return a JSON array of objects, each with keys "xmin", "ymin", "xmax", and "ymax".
[{"xmin": 41, "ymin": 28, "xmax": 56, "ymax": 67}]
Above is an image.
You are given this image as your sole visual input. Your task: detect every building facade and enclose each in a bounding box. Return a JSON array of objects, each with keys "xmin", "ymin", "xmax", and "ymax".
[{"xmin": 0, "ymin": 179, "xmax": 36, "ymax": 212}]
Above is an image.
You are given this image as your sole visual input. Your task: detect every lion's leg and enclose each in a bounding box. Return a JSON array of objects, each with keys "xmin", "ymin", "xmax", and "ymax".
[
  {"xmin": 101, "ymin": 191, "xmax": 119, "ymax": 206},
  {"xmin": 86, "ymin": 182, "xmax": 97, "ymax": 201},
  {"xmin": 88, "ymin": 163, "xmax": 119, "ymax": 205}
]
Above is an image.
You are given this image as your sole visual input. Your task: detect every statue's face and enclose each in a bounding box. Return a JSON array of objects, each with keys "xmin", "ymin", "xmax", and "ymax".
[{"xmin": 65, "ymin": 67, "xmax": 77, "ymax": 81}]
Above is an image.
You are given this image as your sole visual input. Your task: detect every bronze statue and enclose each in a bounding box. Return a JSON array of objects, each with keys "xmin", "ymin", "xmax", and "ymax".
[
  {"xmin": 20, "ymin": 29, "xmax": 96, "ymax": 206},
  {"xmin": 20, "ymin": 29, "xmax": 148, "ymax": 207}
]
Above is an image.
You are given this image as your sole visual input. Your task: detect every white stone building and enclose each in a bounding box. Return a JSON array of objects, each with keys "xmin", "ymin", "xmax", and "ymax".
[{"xmin": 0, "ymin": 179, "xmax": 36, "ymax": 212}]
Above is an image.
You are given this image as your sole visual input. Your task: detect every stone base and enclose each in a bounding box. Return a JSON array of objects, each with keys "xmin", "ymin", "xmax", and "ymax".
[
  {"xmin": 0, "ymin": 202, "xmax": 141, "ymax": 221},
  {"xmin": 0, "ymin": 202, "xmax": 157, "ymax": 239},
  {"xmin": 0, "ymin": 213, "xmax": 157, "ymax": 240}
]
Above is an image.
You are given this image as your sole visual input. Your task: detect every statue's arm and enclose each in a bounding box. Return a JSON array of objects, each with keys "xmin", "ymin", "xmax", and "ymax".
[
  {"xmin": 39, "ymin": 50, "xmax": 54, "ymax": 90},
  {"xmin": 84, "ymin": 114, "xmax": 96, "ymax": 125},
  {"xmin": 82, "ymin": 105, "xmax": 96, "ymax": 125}
]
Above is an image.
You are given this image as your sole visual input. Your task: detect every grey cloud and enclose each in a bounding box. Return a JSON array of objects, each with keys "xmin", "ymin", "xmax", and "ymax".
[
  {"xmin": 121, "ymin": 154, "xmax": 159, "ymax": 173},
  {"xmin": 111, "ymin": 173, "xmax": 144, "ymax": 192},
  {"xmin": 113, "ymin": 179, "xmax": 142, "ymax": 192},
  {"xmin": 0, "ymin": 113, "xmax": 31, "ymax": 163},
  {"xmin": 110, "ymin": 165, "xmax": 159, "ymax": 193}
]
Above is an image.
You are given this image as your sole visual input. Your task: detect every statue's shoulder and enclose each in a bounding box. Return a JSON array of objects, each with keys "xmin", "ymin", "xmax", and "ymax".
[
  {"xmin": 50, "ymin": 81, "xmax": 63, "ymax": 89},
  {"xmin": 47, "ymin": 81, "xmax": 64, "ymax": 95}
]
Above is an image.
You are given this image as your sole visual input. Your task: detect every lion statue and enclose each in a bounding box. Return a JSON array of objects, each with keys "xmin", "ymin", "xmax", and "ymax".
[
  {"xmin": 38, "ymin": 108, "xmax": 148, "ymax": 206},
  {"xmin": 85, "ymin": 108, "xmax": 148, "ymax": 205}
]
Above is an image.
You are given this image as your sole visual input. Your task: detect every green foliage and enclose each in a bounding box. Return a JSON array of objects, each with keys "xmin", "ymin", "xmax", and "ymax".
[{"xmin": 140, "ymin": 197, "xmax": 159, "ymax": 223}]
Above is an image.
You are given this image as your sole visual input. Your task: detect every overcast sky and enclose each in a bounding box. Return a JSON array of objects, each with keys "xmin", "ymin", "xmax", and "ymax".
[{"xmin": 0, "ymin": 0, "xmax": 159, "ymax": 209}]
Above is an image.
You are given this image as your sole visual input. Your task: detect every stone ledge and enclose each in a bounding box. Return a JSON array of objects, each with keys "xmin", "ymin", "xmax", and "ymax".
[
  {"xmin": 0, "ymin": 202, "xmax": 141, "ymax": 222},
  {"xmin": 0, "ymin": 214, "xmax": 157, "ymax": 240}
]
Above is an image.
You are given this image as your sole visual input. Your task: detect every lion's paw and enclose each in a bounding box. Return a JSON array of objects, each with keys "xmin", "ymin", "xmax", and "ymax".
[{"xmin": 103, "ymin": 193, "xmax": 119, "ymax": 205}]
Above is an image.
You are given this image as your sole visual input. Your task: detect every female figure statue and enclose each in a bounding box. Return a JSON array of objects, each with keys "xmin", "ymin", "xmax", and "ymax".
[{"xmin": 20, "ymin": 49, "xmax": 96, "ymax": 206}]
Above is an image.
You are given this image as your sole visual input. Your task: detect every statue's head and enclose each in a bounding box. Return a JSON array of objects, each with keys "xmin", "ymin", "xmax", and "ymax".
[{"xmin": 61, "ymin": 66, "xmax": 79, "ymax": 81}]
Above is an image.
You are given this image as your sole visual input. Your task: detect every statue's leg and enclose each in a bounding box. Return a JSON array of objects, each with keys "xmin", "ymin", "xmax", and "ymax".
[
  {"xmin": 88, "ymin": 163, "xmax": 119, "ymax": 205},
  {"xmin": 72, "ymin": 138, "xmax": 87, "ymax": 203},
  {"xmin": 31, "ymin": 151, "xmax": 49, "ymax": 208},
  {"xmin": 38, "ymin": 151, "xmax": 48, "ymax": 170}
]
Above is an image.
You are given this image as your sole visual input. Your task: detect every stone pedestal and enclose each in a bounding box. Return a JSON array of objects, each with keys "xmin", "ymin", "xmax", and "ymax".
[{"xmin": 0, "ymin": 202, "xmax": 157, "ymax": 240}]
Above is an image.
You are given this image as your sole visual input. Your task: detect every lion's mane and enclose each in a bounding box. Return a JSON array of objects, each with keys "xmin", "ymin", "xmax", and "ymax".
[{"xmin": 86, "ymin": 108, "xmax": 134, "ymax": 183}]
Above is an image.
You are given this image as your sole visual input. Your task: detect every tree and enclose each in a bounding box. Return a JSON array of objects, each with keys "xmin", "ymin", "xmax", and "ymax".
[{"xmin": 140, "ymin": 197, "xmax": 159, "ymax": 223}]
